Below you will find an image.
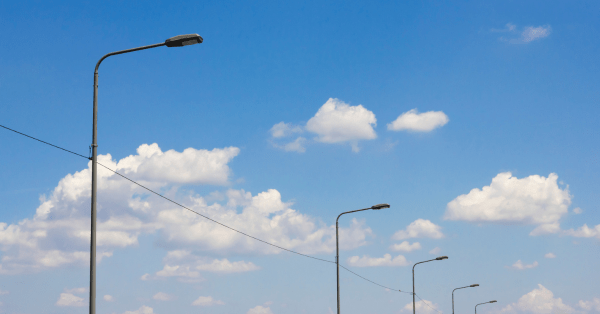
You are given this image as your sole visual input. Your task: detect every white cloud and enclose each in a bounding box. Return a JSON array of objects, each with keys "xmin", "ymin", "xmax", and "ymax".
[
  {"xmin": 347, "ymin": 254, "xmax": 409, "ymax": 267},
  {"xmin": 146, "ymin": 251, "xmax": 260, "ymax": 281},
  {"xmin": 195, "ymin": 258, "xmax": 260, "ymax": 273},
  {"xmin": 65, "ymin": 287, "xmax": 86, "ymax": 294},
  {"xmin": 305, "ymin": 98, "xmax": 377, "ymax": 151},
  {"xmin": 544, "ymin": 253, "xmax": 556, "ymax": 259},
  {"xmin": 401, "ymin": 300, "xmax": 441, "ymax": 314},
  {"xmin": 444, "ymin": 173, "xmax": 571, "ymax": 235},
  {"xmin": 117, "ymin": 143, "xmax": 239, "ymax": 185},
  {"xmin": 499, "ymin": 284, "xmax": 574, "ymax": 314},
  {"xmin": 578, "ymin": 298, "xmax": 600, "ymax": 311},
  {"xmin": 508, "ymin": 260, "xmax": 539, "ymax": 270},
  {"xmin": 493, "ymin": 23, "xmax": 552, "ymax": 44},
  {"xmin": 123, "ymin": 305, "xmax": 155, "ymax": 314},
  {"xmin": 429, "ymin": 247, "xmax": 441, "ymax": 255},
  {"xmin": 192, "ymin": 296, "xmax": 225, "ymax": 306},
  {"xmin": 103, "ymin": 295, "xmax": 114, "ymax": 301},
  {"xmin": 271, "ymin": 137, "xmax": 307, "ymax": 153},
  {"xmin": 520, "ymin": 25, "xmax": 552, "ymax": 43},
  {"xmin": 390, "ymin": 241, "xmax": 421, "ymax": 252},
  {"xmin": 0, "ymin": 290, "xmax": 8, "ymax": 295},
  {"xmin": 153, "ymin": 292, "xmax": 173, "ymax": 301},
  {"xmin": 563, "ymin": 224, "xmax": 600, "ymax": 239},
  {"xmin": 530, "ymin": 223, "xmax": 561, "ymax": 236},
  {"xmin": 387, "ymin": 109, "xmax": 449, "ymax": 132},
  {"xmin": 56, "ymin": 293, "xmax": 86, "ymax": 307},
  {"xmin": 392, "ymin": 219, "xmax": 444, "ymax": 240},
  {"xmin": 0, "ymin": 143, "xmax": 375, "ymax": 275},
  {"xmin": 270, "ymin": 122, "xmax": 303, "ymax": 138},
  {"xmin": 573, "ymin": 207, "xmax": 583, "ymax": 214},
  {"xmin": 248, "ymin": 305, "xmax": 274, "ymax": 314}
]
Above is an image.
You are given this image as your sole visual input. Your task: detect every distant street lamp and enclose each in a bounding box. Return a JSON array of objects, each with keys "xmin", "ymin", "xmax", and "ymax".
[
  {"xmin": 475, "ymin": 300, "xmax": 497, "ymax": 314},
  {"xmin": 88, "ymin": 34, "xmax": 202, "ymax": 314},
  {"xmin": 336, "ymin": 203, "xmax": 390, "ymax": 314},
  {"xmin": 413, "ymin": 256, "xmax": 448, "ymax": 314},
  {"xmin": 453, "ymin": 284, "xmax": 479, "ymax": 314}
]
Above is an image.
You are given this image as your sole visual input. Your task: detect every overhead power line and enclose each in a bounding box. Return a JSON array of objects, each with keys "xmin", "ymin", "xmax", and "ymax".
[{"xmin": 1, "ymin": 123, "xmax": 414, "ymax": 295}]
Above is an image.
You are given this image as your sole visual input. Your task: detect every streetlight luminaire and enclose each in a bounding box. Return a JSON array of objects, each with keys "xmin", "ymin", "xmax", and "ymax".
[
  {"xmin": 89, "ymin": 34, "xmax": 201, "ymax": 314},
  {"xmin": 336, "ymin": 203, "xmax": 391, "ymax": 314}
]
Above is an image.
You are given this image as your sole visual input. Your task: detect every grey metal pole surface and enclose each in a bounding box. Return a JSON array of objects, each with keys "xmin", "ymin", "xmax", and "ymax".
[
  {"xmin": 475, "ymin": 301, "xmax": 496, "ymax": 314},
  {"xmin": 89, "ymin": 37, "xmax": 202, "ymax": 314},
  {"xmin": 453, "ymin": 285, "xmax": 478, "ymax": 314},
  {"xmin": 336, "ymin": 207, "xmax": 371, "ymax": 314},
  {"xmin": 412, "ymin": 256, "xmax": 448, "ymax": 314}
]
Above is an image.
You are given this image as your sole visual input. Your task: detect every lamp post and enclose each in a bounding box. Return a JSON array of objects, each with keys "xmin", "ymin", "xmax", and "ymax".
[
  {"xmin": 336, "ymin": 203, "xmax": 390, "ymax": 314},
  {"xmin": 412, "ymin": 256, "xmax": 448, "ymax": 314},
  {"xmin": 475, "ymin": 300, "xmax": 497, "ymax": 314},
  {"xmin": 88, "ymin": 34, "xmax": 202, "ymax": 314},
  {"xmin": 453, "ymin": 284, "xmax": 479, "ymax": 314}
]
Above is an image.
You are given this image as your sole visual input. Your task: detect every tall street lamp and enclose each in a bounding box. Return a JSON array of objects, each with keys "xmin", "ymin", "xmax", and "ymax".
[
  {"xmin": 89, "ymin": 34, "xmax": 202, "ymax": 314},
  {"xmin": 453, "ymin": 284, "xmax": 479, "ymax": 314},
  {"xmin": 475, "ymin": 300, "xmax": 497, "ymax": 314},
  {"xmin": 336, "ymin": 203, "xmax": 390, "ymax": 314},
  {"xmin": 412, "ymin": 256, "xmax": 448, "ymax": 314}
]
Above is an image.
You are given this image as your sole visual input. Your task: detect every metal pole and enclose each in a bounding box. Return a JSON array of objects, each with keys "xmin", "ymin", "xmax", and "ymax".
[
  {"xmin": 413, "ymin": 264, "xmax": 416, "ymax": 314},
  {"xmin": 452, "ymin": 289, "xmax": 455, "ymax": 314},
  {"xmin": 89, "ymin": 71, "xmax": 98, "ymax": 314},
  {"xmin": 335, "ymin": 207, "xmax": 371, "ymax": 314},
  {"xmin": 336, "ymin": 215, "xmax": 340, "ymax": 314},
  {"xmin": 89, "ymin": 41, "xmax": 165, "ymax": 314}
]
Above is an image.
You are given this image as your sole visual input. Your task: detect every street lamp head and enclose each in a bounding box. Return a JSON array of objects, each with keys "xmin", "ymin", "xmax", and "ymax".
[
  {"xmin": 371, "ymin": 203, "xmax": 390, "ymax": 210},
  {"xmin": 490, "ymin": 301, "xmax": 497, "ymax": 303},
  {"xmin": 471, "ymin": 284, "xmax": 480, "ymax": 287},
  {"xmin": 165, "ymin": 34, "xmax": 203, "ymax": 47},
  {"xmin": 435, "ymin": 256, "xmax": 448, "ymax": 260}
]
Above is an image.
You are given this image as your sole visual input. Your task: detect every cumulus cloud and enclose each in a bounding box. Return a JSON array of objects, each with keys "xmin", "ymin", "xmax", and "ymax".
[
  {"xmin": 192, "ymin": 296, "xmax": 225, "ymax": 306},
  {"xmin": 387, "ymin": 109, "xmax": 449, "ymax": 132},
  {"xmin": 306, "ymin": 98, "xmax": 377, "ymax": 152},
  {"xmin": 56, "ymin": 293, "xmax": 86, "ymax": 307},
  {"xmin": 270, "ymin": 122, "xmax": 303, "ymax": 138},
  {"xmin": 401, "ymin": 300, "xmax": 441, "ymax": 314},
  {"xmin": 153, "ymin": 292, "xmax": 173, "ymax": 301},
  {"xmin": 0, "ymin": 144, "xmax": 373, "ymax": 274},
  {"xmin": 347, "ymin": 254, "xmax": 409, "ymax": 267},
  {"xmin": 493, "ymin": 23, "xmax": 551, "ymax": 44},
  {"xmin": 271, "ymin": 137, "xmax": 307, "ymax": 153},
  {"xmin": 123, "ymin": 305, "xmax": 155, "ymax": 314},
  {"xmin": 392, "ymin": 219, "xmax": 444, "ymax": 240},
  {"xmin": 573, "ymin": 207, "xmax": 583, "ymax": 214},
  {"xmin": 578, "ymin": 298, "xmax": 600, "ymax": 312},
  {"xmin": 103, "ymin": 295, "xmax": 114, "ymax": 301},
  {"xmin": 544, "ymin": 253, "xmax": 556, "ymax": 259},
  {"xmin": 248, "ymin": 305, "xmax": 274, "ymax": 314},
  {"xmin": 390, "ymin": 241, "xmax": 421, "ymax": 252},
  {"xmin": 563, "ymin": 224, "xmax": 600, "ymax": 239},
  {"xmin": 508, "ymin": 260, "xmax": 539, "ymax": 270},
  {"xmin": 444, "ymin": 172, "xmax": 571, "ymax": 235},
  {"xmin": 117, "ymin": 143, "xmax": 239, "ymax": 185},
  {"xmin": 499, "ymin": 284, "xmax": 574, "ymax": 314},
  {"xmin": 144, "ymin": 250, "xmax": 260, "ymax": 282},
  {"xmin": 0, "ymin": 290, "xmax": 8, "ymax": 295}
]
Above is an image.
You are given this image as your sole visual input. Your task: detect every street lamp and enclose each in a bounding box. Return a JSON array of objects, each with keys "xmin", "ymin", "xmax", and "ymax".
[
  {"xmin": 88, "ymin": 33, "xmax": 202, "ymax": 314},
  {"xmin": 475, "ymin": 300, "xmax": 497, "ymax": 314},
  {"xmin": 336, "ymin": 203, "xmax": 390, "ymax": 314},
  {"xmin": 412, "ymin": 256, "xmax": 448, "ymax": 314},
  {"xmin": 453, "ymin": 284, "xmax": 479, "ymax": 314}
]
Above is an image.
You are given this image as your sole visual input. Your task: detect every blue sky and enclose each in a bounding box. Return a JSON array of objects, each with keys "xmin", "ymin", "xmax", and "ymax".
[{"xmin": 1, "ymin": 1, "xmax": 599, "ymax": 313}]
